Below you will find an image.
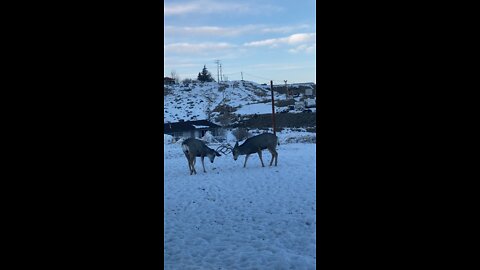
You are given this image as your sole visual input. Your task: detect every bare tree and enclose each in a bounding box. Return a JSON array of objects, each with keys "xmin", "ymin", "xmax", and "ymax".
[
  {"xmin": 216, "ymin": 112, "xmax": 233, "ymax": 126},
  {"xmin": 170, "ymin": 70, "xmax": 180, "ymax": 84},
  {"xmin": 232, "ymin": 127, "xmax": 250, "ymax": 141},
  {"xmin": 202, "ymin": 93, "xmax": 215, "ymax": 122},
  {"xmin": 213, "ymin": 103, "xmax": 237, "ymax": 126}
]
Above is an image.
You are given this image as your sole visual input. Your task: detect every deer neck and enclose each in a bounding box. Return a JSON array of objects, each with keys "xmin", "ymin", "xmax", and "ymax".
[{"xmin": 238, "ymin": 144, "xmax": 251, "ymax": 154}]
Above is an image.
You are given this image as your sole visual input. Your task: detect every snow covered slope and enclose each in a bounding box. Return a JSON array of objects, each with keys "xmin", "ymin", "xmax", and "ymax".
[{"xmin": 164, "ymin": 81, "xmax": 314, "ymax": 123}]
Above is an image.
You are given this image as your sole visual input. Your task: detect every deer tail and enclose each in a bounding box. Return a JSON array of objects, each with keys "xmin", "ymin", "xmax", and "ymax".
[{"xmin": 181, "ymin": 144, "xmax": 189, "ymax": 154}]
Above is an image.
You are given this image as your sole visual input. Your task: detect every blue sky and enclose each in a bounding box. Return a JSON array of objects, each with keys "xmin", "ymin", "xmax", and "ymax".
[{"xmin": 164, "ymin": 0, "xmax": 316, "ymax": 84}]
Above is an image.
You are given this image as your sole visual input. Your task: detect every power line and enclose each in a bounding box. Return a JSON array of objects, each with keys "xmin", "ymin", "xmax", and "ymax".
[
  {"xmin": 242, "ymin": 72, "xmax": 284, "ymax": 84},
  {"xmin": 221, "ymin": 71, "xmax": 241, "ymax": 76}
]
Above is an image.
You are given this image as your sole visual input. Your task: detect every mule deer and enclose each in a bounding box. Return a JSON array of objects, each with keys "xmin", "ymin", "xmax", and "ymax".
[
  {"xmin": 182, "ymin": 138, "xmax": 221, "ymax": 175},
  {"xmin": 232, "ymin": 133, "xmax": 279, "ymax": 168}
]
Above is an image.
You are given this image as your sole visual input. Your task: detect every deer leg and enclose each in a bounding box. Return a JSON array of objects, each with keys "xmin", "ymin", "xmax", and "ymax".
[
  {"xmin": 201, "ymin": 156, "xmax": 206, "ymax": 173},
  {"xmin": 188, "ymin": 155, "xmax": 195, "ymax": 174},
  {"xmin": 274, "ymin": 150, "xmax": 278, "ymax": 166},
  {"xmin": 243, "ymin": 154, "xmax": 250, "ymax": 168},
  {"xmin": 185, "ymin": 154, "xmax": 192, "ymax": 174},
  {"xmin": 257, "ymin": 150, "xmax": 265, "ymax": 167},
  {"xmin": 192, "ymin": 157, "xmax": 197, "ymax": 175},
  {"xmin": 268, "ymin": 148, "xmax": 275, "ymax": 166}
]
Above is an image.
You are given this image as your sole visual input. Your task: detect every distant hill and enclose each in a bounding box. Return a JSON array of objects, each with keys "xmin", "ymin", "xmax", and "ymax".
[{"xmin": 163, "ymin": 80, "xmax": 315, "ymax": 125}]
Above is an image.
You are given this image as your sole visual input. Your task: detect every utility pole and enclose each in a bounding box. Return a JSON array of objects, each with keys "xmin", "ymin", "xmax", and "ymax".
[
  {"xmin": 219, "ymin": 63, "xmax": 223, "ymax": 82},
  {"xmin": 241, "ymin": 72, "xmax": 244, "ymax": 81},
  {"xmin": 270, "ymin": 80, "xmax": 277, "ymax": 136},
  {"xmin": 284, "ymin": 80, "xmax": 288, "ymax": 99},
  {"xmin": 214, "ymin": 60, "xmax": 220, "ymax": 82}
]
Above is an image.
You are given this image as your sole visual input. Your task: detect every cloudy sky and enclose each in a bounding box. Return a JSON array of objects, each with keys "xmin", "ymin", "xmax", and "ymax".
[{"xmin": 164, "ymin": 0, "xmax": 316, "ymax": 84}]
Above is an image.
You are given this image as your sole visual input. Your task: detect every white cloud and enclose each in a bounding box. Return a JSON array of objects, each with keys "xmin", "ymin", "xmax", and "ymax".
[
  {"xmin": 164, "ymin": 2, "xmax": 199, "ymax": 16},
  {"xmin": 244, "ymin": 33, "xmax": 316, "ymax": 47},
  {"xmin": 164, "ymin": 0, "xmax": 281, "ymax": 16},
  {"xmin": 164, "ymin": 25, "xmax": 258, "ymax": 37},
  {"xmin": 164, "ymin": 24, "xmax": 312, "ymax": 37},
  {"xmin": 287, "ymin": 33, "xmax": 316, "ymax": 44},
  {"xmin": 164, "ymin": 42, "xmax": 236, "ymax": 54},
  {"xmin": 288, "ymin": 43, "xmax": 316, "ymax": 54},
  {"xmin": 261, "ymin": 24, "xmax": 311, "ymax": 34}
]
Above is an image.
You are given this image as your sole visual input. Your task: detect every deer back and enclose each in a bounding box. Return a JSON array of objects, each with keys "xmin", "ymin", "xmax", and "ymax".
[
  {"xmin": 236, "ymin": 133, "xmax": 278, "ymax": 155},
  {"xmin": 182, "ymin": 138, "xmax": 221, "ymax": 158}
]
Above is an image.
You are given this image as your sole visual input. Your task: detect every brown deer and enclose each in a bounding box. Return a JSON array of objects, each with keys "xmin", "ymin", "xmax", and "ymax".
[
  {"xmin": 232, "ymin": 133, "xmax": 279, "ymax": 168},
  {"xmin": 181, "ymin": 138, "xmax": 221, "ymax": 175}
]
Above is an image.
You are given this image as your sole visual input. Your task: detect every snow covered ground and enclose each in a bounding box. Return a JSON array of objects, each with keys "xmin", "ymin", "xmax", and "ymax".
[
  {"xmin": 164, "ymin": 137, "xmax": 316, "ymax": 270},
  {"xmin": 236, "ymin": 103, "xmax": 275, "ymax": 115}
]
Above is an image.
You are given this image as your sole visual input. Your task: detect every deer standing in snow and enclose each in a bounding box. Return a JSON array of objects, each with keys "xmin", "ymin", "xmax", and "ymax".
[
  {"xmin": 232, "ymin": 133, "xmax": 279, "ymax": 168},
  {"xmin": 181, "ymin": 138, "xmax": 221, "ymax": 175}
]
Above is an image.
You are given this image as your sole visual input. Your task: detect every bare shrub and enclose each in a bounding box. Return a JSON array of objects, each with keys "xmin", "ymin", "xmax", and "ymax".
[
  {"xmin": 275, "ymin": 99, "xmax": 295, "ymax": 107},
  {"xmin": 218, "ymin": 84, "xmax": 227, "ymax": 92},
  {"xmin": 213, "ymin": 104, "xmax": 236, "ymax": 114},
  {"xmin": 254, "ymin": 90, "xmax": 268, "ymax": 97},
  {"xmin": 283, "ymin": 134, "xmax": 316, "ymax": 144},
  {"xmin": 182, "ymin": 78, "xmax": 195, "ymax": 84},
  {"xmin": 232, "ymin": 127, "xmax": 250, "ymax": 141},
  {"xmin": 216, "ymin": 112, "xmax": 235, "ymax": 126},
  {"xmin": 213, "ymin": 103, "xmax": 237, "ymax": 126}
]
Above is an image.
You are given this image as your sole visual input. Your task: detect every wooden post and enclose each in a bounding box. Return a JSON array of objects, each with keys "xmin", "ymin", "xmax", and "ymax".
[{"xmin": 270, "ymin": 80, "xmax": 276, "ymax": 136}]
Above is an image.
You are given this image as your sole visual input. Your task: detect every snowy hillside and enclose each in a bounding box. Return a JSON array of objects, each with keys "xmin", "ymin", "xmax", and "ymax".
[
  {"xmin": 163, "ymin": 80, "xmax": 315, "ymax": 123},
  {"xmin": 164, "ymin": 138, "xmax": 316, "ymax": 269}
]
